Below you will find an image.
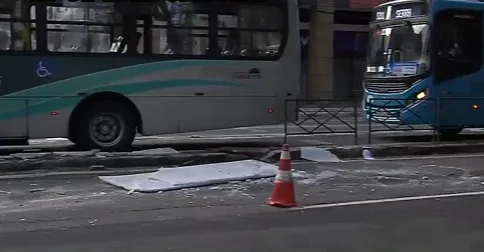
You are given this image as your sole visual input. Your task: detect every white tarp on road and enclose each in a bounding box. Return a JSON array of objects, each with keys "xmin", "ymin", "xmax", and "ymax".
[
  {"xmin": 99, "ymin": 160, "xmax": 278, "ymax": 193},
  {"xmin": 300, "ymin": 147, "xmax": 342, "ymax": 162}
]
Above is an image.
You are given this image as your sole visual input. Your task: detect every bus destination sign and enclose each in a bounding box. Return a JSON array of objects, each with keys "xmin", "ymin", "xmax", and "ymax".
[{"xmin": 372, "ymin": 2, "xmax": 428, "ymax": 22}]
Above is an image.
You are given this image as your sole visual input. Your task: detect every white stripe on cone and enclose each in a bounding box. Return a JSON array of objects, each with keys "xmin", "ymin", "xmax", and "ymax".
[
  {"xmin": 275, "ymin": 170, "xmax": 293, "ymax": 182},
  {"xmin": 280, "ymin": 150, "xmax": 291, "ymax": 160}
]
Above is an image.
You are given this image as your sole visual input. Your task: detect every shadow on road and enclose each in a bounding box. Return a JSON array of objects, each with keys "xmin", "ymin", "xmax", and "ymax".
[{"xmin": 379, "ymin": 133, "xmax": 484, "ymax": 143}]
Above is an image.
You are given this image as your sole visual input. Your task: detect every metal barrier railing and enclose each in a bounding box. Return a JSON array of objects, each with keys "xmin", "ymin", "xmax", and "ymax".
[
  {"xmin": 366, "ymin": 98, "xmax": 438, "ymax": 144},
  {"xmin": 285, "ymin": 97, "xmax": 484, "ymax": 146},
  {"xmin": 284, "ymin": 99, "xmax": 359, "ymax": 145}
]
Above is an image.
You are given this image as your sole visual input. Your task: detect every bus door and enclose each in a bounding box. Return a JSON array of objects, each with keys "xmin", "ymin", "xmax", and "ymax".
[{"xmin": 433, "ymin": 9, "xmax": 484, "ymax": 128}]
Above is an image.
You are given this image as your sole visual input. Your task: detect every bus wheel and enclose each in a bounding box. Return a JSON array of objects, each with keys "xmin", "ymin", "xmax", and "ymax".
[
  {"xmin": 76, "ymin": 101, "xmax": 136, "ymax": 152},
  {"xmin": 439, "ymin": 128, "xmax": 462, "ymax": 137}
]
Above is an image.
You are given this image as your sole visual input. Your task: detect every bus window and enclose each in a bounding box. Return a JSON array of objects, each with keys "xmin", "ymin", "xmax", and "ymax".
[
  {"xmin": 217, "ymin": 2, "xmax": 285, "ymax": 58},
  {"xmin": 147, "ymin": 1, "xmax": 210, "ymax": 55},
  {"xmin": 435, "ymin": 10, "xmax": 483, "ymax": 81},
  {"xmin": 46, "ymin": 2, "xmax": 116, "ymax": 53},
  {"xmin": 388, "ymin": 22, "xmax": 423, "ymax": 63},
  {"xmin": 0, "ymin": 0, "xmax": 35, "ymax": 51}
]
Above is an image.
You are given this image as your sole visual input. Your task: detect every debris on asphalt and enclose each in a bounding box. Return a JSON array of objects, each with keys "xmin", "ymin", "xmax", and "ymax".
[
  {"xmin": 131, "ymin": 148, "xmax": 179, "ymax": 155},
  {"xmin": 89, "ymin": 165, "xmax": 105, "ymax": 171},
  {"xmin": 29, "ymin": 188, "xmax": 46, "ymax": 193},
  {"xmin": 300, "ymin": 147, "xmax": 342, "ymax": 162},
  {"xmin": 363, "ymin": 149, "xmax": 374, "ymax": 160}
]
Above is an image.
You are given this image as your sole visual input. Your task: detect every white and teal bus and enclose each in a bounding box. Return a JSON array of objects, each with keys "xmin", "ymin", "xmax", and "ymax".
[{"xmin": 0, "ymin": 0, "xmax": 300, "ymax": 151}]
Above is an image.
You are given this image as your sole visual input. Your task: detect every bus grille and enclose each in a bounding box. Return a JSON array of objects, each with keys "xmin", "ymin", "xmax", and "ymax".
[{"xmin": 365, "ymin": 81, "xmax": 408, "ymax": 93}]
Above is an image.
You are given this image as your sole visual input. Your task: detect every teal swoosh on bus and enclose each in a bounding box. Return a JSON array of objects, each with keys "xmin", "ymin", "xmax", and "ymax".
[
  {"xmin": 1, "ymin": 59, "xmax": 246, "ymax": 114},
  {"xmin": 0, "ymin": 79, "xmax": 250, "ymax": 120},
  {"xmin": 20, "ymin": 60, "xmax": 232, "ymax": 97}
]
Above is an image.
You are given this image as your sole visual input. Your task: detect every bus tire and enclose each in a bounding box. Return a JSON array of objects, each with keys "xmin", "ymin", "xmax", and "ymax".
[
  {"xmin": 76, "ymin": 101, "xmax": 136, "ymax": 152},
  {"xmin": 68, "ymin": 135, "xmax": 78, "ymax": 145},
  {"xmin": 439, "ymin": 128, "xmax": 462, "ymax": 137}
]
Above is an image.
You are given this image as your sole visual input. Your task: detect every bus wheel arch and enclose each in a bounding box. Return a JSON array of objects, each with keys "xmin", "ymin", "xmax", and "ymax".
[{"xmin": 68, "ymin": 92, "xmax": 142, "ymax": 151}]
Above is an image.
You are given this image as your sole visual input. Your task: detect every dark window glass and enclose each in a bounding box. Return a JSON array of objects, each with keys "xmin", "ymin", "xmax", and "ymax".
[
  {"xmin": 435, "ymin": 10, "xmax": 483, "ymax": 81},
  {"xmin": 0, "ymin": 0, "xmax": 36, "ymax": 51},
  {"xmin": 217, "ymin": 2, "xmax": 286, "ymax": 58}
]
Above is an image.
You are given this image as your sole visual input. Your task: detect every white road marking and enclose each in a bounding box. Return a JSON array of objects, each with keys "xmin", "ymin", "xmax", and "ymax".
[
  {"xmin": 344, "ymin": 153, "xmax": 484, "ymax": 162},
  {"xmin": 293, "ymin": 191, "xmax": 484, "ymax": 211}
]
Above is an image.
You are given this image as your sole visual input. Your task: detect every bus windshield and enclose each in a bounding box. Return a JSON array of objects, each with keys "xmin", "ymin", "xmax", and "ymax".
[{"xmin": 366, "ymin": 23, "xmax": 430, "ymax": 77}]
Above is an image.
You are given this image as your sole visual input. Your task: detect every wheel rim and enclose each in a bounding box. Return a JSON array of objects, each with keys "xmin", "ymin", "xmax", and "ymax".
[{"xmin": 88, "ymin": 113, "xmax": 124, "ymax": 148}]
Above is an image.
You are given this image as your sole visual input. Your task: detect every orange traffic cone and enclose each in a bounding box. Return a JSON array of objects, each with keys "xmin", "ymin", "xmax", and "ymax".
[{"xmin": 266, "ymin": 144, "xmax": 297, "ymax": 207}]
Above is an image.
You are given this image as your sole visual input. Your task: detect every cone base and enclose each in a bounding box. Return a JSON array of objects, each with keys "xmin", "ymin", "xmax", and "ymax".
[
  {"xmin": 266, "ymin": 199, "xmax": 297, "ymax": 208},
  {"xmin": 266, "ymin": 181, "xmax": 297, "ymax": 208}
]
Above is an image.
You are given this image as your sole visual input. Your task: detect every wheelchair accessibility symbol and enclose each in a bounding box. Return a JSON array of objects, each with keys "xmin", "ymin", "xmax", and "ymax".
[{"xmin": 36, "ymin": 61, "xmax": 51, "ymax": 77}]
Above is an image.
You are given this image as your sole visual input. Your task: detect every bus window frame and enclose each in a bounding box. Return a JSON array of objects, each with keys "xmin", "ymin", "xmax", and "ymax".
[{"xmin": 10, "ymin": 1, "xmax": 288, "ymax": 61}]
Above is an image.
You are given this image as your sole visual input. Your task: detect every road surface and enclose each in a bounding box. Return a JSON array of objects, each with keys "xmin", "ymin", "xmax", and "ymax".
[
  {"xmin": 2, "ymin": 196, "xmax": 484, "ymax": 252},
  {"xmin": 2, "ymin": 154, "xmax": 484, "ymax": 251}
]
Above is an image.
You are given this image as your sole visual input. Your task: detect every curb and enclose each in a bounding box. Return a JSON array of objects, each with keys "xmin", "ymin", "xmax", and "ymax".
[
  {"xmin": 0, "ymin": 167, "xmax": 161, "ymax": 180},
  {"xmin": 0, "ymin": 152, "xmax": 249, "ymax": 172},
  {"xmin": 3, "ymin": 141, "xmax": 484, "ymax": 175},
  {"xmin": 262, "ymin": 142, "xmax": 484, "ymax": 163}
]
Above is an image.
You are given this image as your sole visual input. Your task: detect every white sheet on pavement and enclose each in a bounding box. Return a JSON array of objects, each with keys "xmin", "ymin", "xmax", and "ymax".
[
  {"xmin": 363, "ymin": 149, "xmax": 375, "ymax": 160},
  {"xmin": 300, "ymin": 147, "xmax": 342, "ymax": 162},
  {"xmin": 99, "ymin": 160, "xmax": 277, "ymax": 193}
]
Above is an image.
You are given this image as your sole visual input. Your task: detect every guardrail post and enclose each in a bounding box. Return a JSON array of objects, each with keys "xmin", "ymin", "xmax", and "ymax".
[
  {"xmin": 284, "ymin": 99, "xmax": 288, "ymax": 144},
  {"xmin": 354, "ymin": 100, "xmax": 358, "ymax": 145},
  {"xmin": 436, "ymin": 97, "xmax": 441, "ymax": 142}
]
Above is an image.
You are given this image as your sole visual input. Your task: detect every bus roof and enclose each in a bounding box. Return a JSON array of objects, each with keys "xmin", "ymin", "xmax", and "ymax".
[
  {"xmin": 375, "ymin": 0, "xmax": 428, "ymax": 8},
  {"xmin": 375, "ymin": 0, "xmax": 484, "ymax": 9}
]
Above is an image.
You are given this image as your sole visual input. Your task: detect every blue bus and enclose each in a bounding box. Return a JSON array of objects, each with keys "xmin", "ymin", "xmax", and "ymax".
[{"xmin": 363, "ymin": 0, "xmax": 484, "ymax": 136}]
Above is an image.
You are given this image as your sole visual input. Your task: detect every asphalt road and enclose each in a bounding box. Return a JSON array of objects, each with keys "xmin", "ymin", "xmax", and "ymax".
[
  {"xmin": 2, "ymin": 154, "xmax": 484, "ymax": 251},
  {"xmin": 2, "ymin": 196, "xmax": 484, "ymax": 252}
]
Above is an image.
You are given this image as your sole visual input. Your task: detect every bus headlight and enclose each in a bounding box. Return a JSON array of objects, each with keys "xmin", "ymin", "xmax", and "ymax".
[
  {"xmin": 416, "ymin": 91, "xmax": 426, "ymax": 99},
  {"xmin": 407, "ymin": 90, "xmax": 426, "ymax": 106}
]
